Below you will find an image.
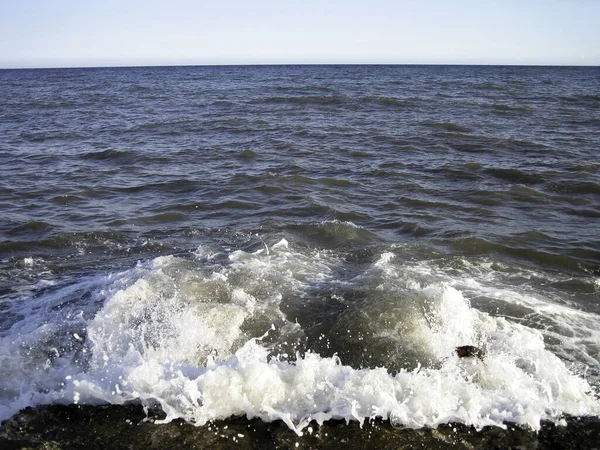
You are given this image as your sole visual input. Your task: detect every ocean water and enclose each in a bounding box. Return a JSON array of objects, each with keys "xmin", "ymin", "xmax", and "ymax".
[{"xmin": 0, "ymin": 65, "xmax": 599, "ymax": 435}]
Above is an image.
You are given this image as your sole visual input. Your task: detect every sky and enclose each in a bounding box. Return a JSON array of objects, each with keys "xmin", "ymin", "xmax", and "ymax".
[{"xmin": 0, "ymin": 0, "xmax": 598, "ymax": 68}]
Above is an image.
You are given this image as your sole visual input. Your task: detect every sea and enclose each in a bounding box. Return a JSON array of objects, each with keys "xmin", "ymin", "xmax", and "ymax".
[{"xmin": 0, "ymin": 65, "xmax": 599, "ymax": 437}]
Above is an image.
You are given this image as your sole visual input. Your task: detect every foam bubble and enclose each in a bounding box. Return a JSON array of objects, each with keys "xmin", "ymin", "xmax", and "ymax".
[{"xmin": 0, "ymin": 242, "xmax": 598, "ymax": 434}]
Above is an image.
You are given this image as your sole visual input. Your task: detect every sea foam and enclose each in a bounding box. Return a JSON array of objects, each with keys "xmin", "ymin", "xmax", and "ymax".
[{"xmin": 0, "ymin": 240, "xmax": 598, "ymax": 434}]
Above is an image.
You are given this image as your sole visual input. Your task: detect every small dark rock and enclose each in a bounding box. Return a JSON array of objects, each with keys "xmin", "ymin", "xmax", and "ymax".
[{"xmin": 456, "ymin": 345, "xmax": 485, "ymax": 360}]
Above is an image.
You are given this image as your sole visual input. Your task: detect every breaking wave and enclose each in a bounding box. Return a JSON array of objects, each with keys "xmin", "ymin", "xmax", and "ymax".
[{"xmin": 1, "ymin": 239, "xmax": 598, "ymax": 434}]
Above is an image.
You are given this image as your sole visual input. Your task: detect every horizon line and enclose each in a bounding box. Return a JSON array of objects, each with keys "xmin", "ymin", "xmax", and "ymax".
[{"xmin": 1, "ymin": 62, "xmax": 599, "ymax": 71}]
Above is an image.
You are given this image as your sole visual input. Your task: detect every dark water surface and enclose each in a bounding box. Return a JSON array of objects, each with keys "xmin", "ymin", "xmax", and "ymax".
[{"xmin": 1, "ymin": 65, "xmax": 599, "ymax": 438}]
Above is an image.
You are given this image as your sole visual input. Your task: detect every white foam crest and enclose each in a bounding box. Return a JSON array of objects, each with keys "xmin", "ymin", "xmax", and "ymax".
[
  {"xmin": 334, "ymin": 251, "xmax": 600, "ymax": 426},
  {"xmin": 193, "ymin": 244, "xmax": 221, "ymax": 261},
  {"xmin": 321, "ymin": 219, "xmax": 361, "ymax": 229},
  {"xmin": 62, "ymin": 332, "xmax": 600, "ymax": 436},
  {"xmin": 1, "ymin": 243, "xmax": 599, "ymax": 433},
  {"xmin": 420, "ymin": 285, "xmax": 477, "ymax": 358},
  {"xmin": 359, "ymin": 253, "xmax": 482, "ymax": 362},
  {"xmin": 86, "ymin": 240, "xmax": 329, "ymax": 371},
  {"xmin": 379, "ymin": 253, "xmax": 600, "ymax": 376},
  {"xmin": 460, "ymin": 278, "xmax": 600, "ymax": 377},
  {"xmin": 0, "ymin": 274, "xmax": 112, "ymax": 420},
  {"xmin": 0, "ymin": 239, "xmax": 338, "ymax": 420}
]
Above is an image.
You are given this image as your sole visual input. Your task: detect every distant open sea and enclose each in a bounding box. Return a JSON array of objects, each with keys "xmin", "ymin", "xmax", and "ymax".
[{"xmin": 0, "ymin": 65, "xmax": 599, "ymax": 443}]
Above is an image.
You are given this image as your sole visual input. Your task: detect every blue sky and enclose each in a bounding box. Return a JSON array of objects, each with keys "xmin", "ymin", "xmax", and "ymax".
[{"xmin": 0, "ymin": 0, "xmax": 598, "ymax": 68}]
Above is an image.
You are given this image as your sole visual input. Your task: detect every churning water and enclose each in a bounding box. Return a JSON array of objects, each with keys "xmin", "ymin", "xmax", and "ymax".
[{"xmin": 0, "ymin": 65, "xmax": 599, "ymax": 434}]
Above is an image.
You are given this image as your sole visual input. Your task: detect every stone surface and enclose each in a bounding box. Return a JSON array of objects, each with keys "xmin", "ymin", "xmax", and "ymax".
[{"xmin": 1, "ymin": 403, "xmax": 599, "ymax": 450}]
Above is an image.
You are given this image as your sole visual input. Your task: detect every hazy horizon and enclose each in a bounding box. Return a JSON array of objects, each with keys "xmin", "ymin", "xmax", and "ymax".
[
  {"xmin": 2, "ymin": 62, "xmax": 600, "ymax": 71},
  {"xmin": 1, "ymin": 0, "xmax": 599, "ymax": 69}
]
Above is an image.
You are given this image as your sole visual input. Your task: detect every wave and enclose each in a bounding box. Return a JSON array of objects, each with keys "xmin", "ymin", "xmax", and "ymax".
[
  {"xmin": 250, "ymin": 94, "xmax": 420, "ymax": 110},
  {"xmin": 81, "ymin": 149, "xmax": 137, "ymax": 163},
  {"xmin": 136, "ymin": 212, "xmax": 189, "ymax": 224},
  {"xmin": 5, "ymin": 220, "xmax": 53, "ymax": 237},
  {"xmin": 27, "ymin": 101, "xmax": 77, "ymax": 110},
  {"xmin": 484, "ymin": 167, "xmax": 544, "ymax": 185},
  {"xmin": 49, "ymin": 194, "xmax": 86, "ymax": 205},
  {"xmin": 565, "ymin": 163, "xmax": 600, "ymax": 173},
  {"xmin": 106, "ymin": 179, "xmax": 201, "ymax": 195},
  {"xmin": 437, "ymin": 133, "xmax": 503, "ymax": 154},
  {"xmin": 229, "ymin": 172, "xmax": 356, "ymax": 191},
  {"xmin": 252, "ymin": 95, "xmax": 349, "ymax": 106},
  {"xmin": 237, "ymin": 149, "xmax": 256, "ymax": 159},
  {"xmin": 490, "ymin": 103, "xmax": 534, "ymax": 115},
  {"xmin": 449, "ymin": 236, "xmax": 598, "ymax": 272},
  {"xmin": 558, "ymin": 94, "xmax": 600, "ymax": 106},
  {"xmin": 565, "ymin": 207, "xmax": 600, "ymax": 219},
  {"xmin": 421, "ymin": 121, "xmax": 472, "ymax": 133},
  {"xmin": 508, "ymin": 185, "xmax": 552, "ymax": 204},
  {"xmin": 285, "ymin": 220, "xmax": 381, "ymax": 248},
  {"xmin": 1, "ymin": 240, "xmax": 598, "ymax": 432},
  {"xmin": 362, "ymin": 96, "xmax": 419, "ymax": 108},
  {"xmin": 0, "ymin": 231, "xmax": 163, "ymax": 267},
  {"xmin": 546, "ymin": 181, "xmax": 600, "ymax": 196},
  {"xmin": 19, "ymin": 130, "xmax": 87, "ymax": 143}
]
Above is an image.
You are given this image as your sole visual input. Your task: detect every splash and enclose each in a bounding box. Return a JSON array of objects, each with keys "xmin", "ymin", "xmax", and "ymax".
[{"xmin": 0, "ymin": 240, "xmax": 598, "ymax": 434}]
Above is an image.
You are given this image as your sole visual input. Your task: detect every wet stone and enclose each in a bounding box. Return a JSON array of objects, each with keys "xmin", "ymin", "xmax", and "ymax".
[{"xmin": 1, "ymin": 403, "xmax": 600, "ymax": 450}]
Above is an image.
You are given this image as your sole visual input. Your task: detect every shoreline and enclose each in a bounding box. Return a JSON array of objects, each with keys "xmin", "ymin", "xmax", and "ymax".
[{"xmin": 2, "ymin": 403, "xmax": 599, "ymax": 449}]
